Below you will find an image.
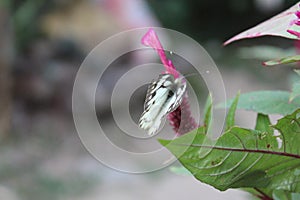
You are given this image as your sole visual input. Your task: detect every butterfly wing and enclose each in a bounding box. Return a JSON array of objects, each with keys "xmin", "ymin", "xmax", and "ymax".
[
  {"xmin": 167, "ymin": 78, "xmax": 186, "ymax": 113},
  {"xmin": 139, "ymin": 74, "xmax": 186, "ymax": 135},
  {"xmin": 143, "ymin": 74, "xmax": 174, "ymax": 110},
  {"xmin": 139, "ymin": 74, "xmax": 173, "ymax": 135}
]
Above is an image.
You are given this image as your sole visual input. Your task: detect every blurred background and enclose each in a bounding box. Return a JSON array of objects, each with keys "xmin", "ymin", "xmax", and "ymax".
[{"xmin": 1, "ymin": 0, "xmax": 299, "ymax": 199}]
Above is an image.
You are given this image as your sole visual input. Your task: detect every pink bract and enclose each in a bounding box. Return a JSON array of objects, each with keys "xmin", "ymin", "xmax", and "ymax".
[
  {"xmin": 141, "ymin": 28, "xmax": 179, "ymax": 78},
  {"xmin": 141, "ymin": 28, "xmax": 197, "ymax": 135}
]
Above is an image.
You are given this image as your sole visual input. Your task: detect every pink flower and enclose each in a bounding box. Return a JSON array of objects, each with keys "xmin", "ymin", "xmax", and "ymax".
[
  {"xmin": 141, "ymin": 28, "xmax": 197, "ymax": 135},
  {"xmin": 167, "ymin": 96, "xmax": 197, "ymax": 135},
  {"xmin": 287, "ymin": 6, "xmax": 300, "ymax": 38}
]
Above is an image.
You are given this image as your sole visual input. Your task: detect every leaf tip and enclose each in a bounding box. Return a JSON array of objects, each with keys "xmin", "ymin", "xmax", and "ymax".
[{"xmin": 158, "ymin": 139, "xmax": 171, "ymax": 146}]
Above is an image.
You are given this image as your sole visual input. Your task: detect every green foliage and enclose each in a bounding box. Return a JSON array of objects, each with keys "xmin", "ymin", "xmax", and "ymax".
[
  {"xmin": 169, "ymin": 166, "xmax": 192, "ymax": 176},
  {"xmin": 221, "ymin": 91, "xmax": 300, "ymax": 115},
  {"xmin": 17, "ymin": 172, "xmax": 97, "ymax": 200},
  {"xmin": 273, "ymin": 190, "xmax": 300, "ymax": 200},
  {"xmin": 203, "ymin": 94, "xmax": 212, "ymax": 133},
  {"xmin": 13, "ymin": 0, "xmax": 48, "ymax": 51},
  {"xmin": 225, "ymin": 92, "xmax": 239, "ymax": 131},
  {"xmin": 160, "ymin": 109, "xmax": 300, "ymax": 199},
  {"xmin": 220, "ymin": 71, "xmax": 300, "ymax": 117},
  {"xmin": 157, "ymin": 2, "xmax": 300, "ymax": 199},
  {"xmin": 163, "ymin": 66, "xmax": 300, "ymax": 200},
  {"xmin": 0, "ymin": 0, "xmax": 10, "ymax": 8},
  {"xmin": 255, "ymin": 114, "xmax": 272, "ymax": 134},
  {"xmin": 290, "ymin": 70, "xmax": 300, "ymax": 102}
]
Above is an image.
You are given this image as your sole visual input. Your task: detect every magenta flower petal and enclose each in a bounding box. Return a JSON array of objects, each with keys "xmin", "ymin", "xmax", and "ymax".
[
  {"xmin": 287, "ymin": 29, "xmax": 300, "ymax": 38},
  {"xmin": 167, "ymin": 95, "xmax": 197, "ymax": 135},
  {"xmin": 296, "ymin": 10, "xmax": 300, "ymax": 18},
  {"xmin": 289, "ymin": 7, "xmax": 300, "ymax": 26},
  {"xmin": 141, "ymin": 28, "xmax": 179, "ymax": 78},
  {"xmin": 295, "ymin": 20, "xmax": 300, "ymax": 26},
  {"xmin": 290, "ymin": 19, "xmax": 298, "ymax": 26}
]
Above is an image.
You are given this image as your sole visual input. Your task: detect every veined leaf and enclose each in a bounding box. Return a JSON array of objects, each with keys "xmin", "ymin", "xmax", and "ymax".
[{"xmin": 159, "ymin": 109, "xmax": 300, "ymax": 194}]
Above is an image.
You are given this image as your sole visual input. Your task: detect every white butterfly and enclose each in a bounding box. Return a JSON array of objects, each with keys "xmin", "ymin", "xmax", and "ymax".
[{"xmin": 139, "ymin": 73, "xmax": 187, "ymax": 135}]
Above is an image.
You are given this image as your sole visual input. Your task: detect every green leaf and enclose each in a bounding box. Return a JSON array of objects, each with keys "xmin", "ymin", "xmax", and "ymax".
[
  {"xmin": 273, "ymin": 190, "xmax": 290, "ymax": 200},
  {"xmin": 226, "ymin": 93, "xmax": 239, "ymax": 131},
  {"xmin": 273, "ymin": 190, "xmax": 300, "ymax": 200},
  {"xmin": 263, "ymin": 55, "xmax": 300, "ymax": 66},
  {"xmin": 203, "ymin": 94, "xmax": 212, "ymax": 133},
  {"xmin": 290, "ymin": 72, "xmax": 300, "ymax": 102},
  {"xmin": 290, "ymin": 82, "xmax": 300, "ymax": 102},
  {"xmin": 160, "ymin": 109, "xmax": 300, "ymax": 194},
  {"xmin": 220, "ymin": 91, "xmax": 300, "ymax": 115},
  {"xmin": 169, "ymin": 166, "xmax": 192, "ymax": 176},
  {"xmin": 224, "ymin": 2, "xmax": 300, "ymax": 45},
  {"xmin": 255, "ymin": 114, "xmax": 273, "ymax": 134}
]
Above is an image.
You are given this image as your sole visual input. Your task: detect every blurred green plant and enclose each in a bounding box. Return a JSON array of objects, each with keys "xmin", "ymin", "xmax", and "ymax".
[
  {"xmin": 0, "ymin": 0, "xmax": 10, "ymax": 7},
  {"xmin": 12, "ymin": 0, "xmax": 51, "ymax": 52},
  {"xmin": 17, "ymin": 172, "xmax": 97, "ymax": 200},
  {"xmin": 163, "ymin": 93, "xmax": 300, "ymax": 199}
]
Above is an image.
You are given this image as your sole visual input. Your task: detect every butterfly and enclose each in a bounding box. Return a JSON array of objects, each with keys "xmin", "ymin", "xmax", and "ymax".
[{"xmin": 139, "ymin": 73, "xmax": 187, "ymax": 135}]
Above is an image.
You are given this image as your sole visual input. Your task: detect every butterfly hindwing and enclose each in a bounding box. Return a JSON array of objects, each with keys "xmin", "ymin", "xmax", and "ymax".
[{"xmin": 139, "ymin": 73, "xmax": 186, "ymax": 135}]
